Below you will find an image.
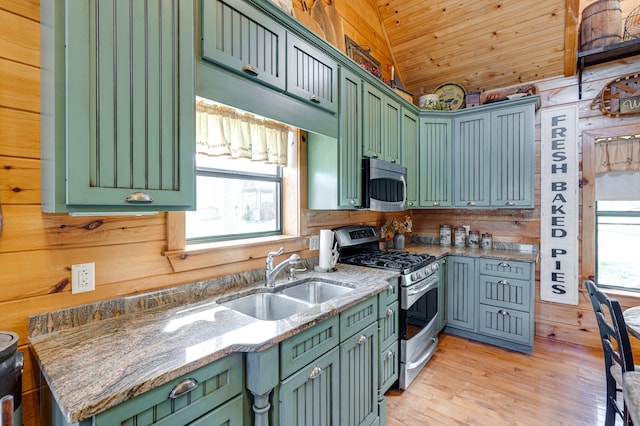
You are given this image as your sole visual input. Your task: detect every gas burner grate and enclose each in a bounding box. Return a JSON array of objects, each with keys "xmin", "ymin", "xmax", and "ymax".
[{"xmin": 339, "ymin": 250, "xmax": 435, "ymax": 274}]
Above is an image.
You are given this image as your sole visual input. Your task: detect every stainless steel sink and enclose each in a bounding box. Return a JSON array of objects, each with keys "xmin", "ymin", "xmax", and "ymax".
[
  {"xmin": 279, "ymin": 280, "xmax": 353, "ymax": 304},
  {"xmin": 220, "ymin": 293, "xmax": 314, "ymax": 321}
]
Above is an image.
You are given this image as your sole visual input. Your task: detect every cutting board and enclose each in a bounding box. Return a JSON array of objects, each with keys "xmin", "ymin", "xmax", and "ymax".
[
  {"xmin": 325, "ymin": 0, "xmax": 345, "ymax": 52},
  {"xmin": 310, "ymin": 0, "xmax": 337, "ymax": 46},
  {"xmin": 293, "ymin": 1, "xmax": 325, "ymax": 39}
]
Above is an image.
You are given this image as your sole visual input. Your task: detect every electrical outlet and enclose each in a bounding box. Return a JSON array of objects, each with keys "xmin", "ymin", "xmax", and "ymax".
[
  {"xmin": 309, "ymin": 235, "xmax": 320, "ymax": 251},
  {"xmin": 72, "ymin": 262, "xmax": 95, "ymax": 294}
]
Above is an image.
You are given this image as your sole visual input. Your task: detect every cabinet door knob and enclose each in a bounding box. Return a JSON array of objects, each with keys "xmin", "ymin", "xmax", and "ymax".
[
  {"xmin": 386, "ymin": 308, "xmax": 394, "ymax": 317},
  {"xmin": 308, "ymin": 365, "xmax": 323, "ymax": 379},
  {"xmin": 498, "ymin": 309, "xmax": 510, "ymax": 316},
  {"xmin": 390, "ymin": 158, "xmax": 397, "ymax": 163},
  {"xmin": 357, "ymin": 334, "xmax": 367, "ymax": 345},
  {"xmin": 386, "ymin": 350, "xmax": 395, "ymax": 359},
  {"xmin": 467, "ymin": 201, "xmax": 476, "ymax": 206},
  {"xmin": 125, "ymin": 192, "xmax": 153, "ymax": 203},
  {"xmin": 372, "ymin": 153, "xmax": 379, "ymax": 159},
  {"xmin": 168, "ymin": 378, "xmax": 198, "ymax": 399},
  {"xmin": 242, "ymin": 64, "xmax": 259, "ymax": 76},
  {"xmin": 433, "ymin": 201, "xmax": 440, "ymax": 206},
  {"xmin": 348, "ymin": 199, "xmax": 356, "ymax": 205},
  {"xmin": 498, "ymin": 279, "xmax": 510, "ymax": 285},
  {"xmin": 310, "ymin": 95, "xmax": 321, "ymax": 104},
  {"xmin": 505, "ymin": 201, "xmax": 516, "ymax": 206}
]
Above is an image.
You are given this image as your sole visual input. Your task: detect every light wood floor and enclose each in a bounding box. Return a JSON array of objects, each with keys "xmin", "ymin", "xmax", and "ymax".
[{"xmin": 385, "ymin": 333, "xmax": 612, "ymax": 426}]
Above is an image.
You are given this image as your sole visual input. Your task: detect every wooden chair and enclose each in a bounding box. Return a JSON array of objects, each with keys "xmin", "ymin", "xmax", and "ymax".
[
  {"xmin": 585, "ymin": 279, "xmax": 635, "ymax": 426},
  {"xmin": 0, "ymin": 395, "xmax": 13, "ymax": 426}
]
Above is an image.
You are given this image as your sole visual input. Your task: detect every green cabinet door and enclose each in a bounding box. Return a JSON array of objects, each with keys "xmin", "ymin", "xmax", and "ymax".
[
  {"xmin": 383, "ymin": 97, "xmax": 402, "ymax": 165},
  {"xmin": 42, "ymin": 0, "xmax": 196, "ymax": 213},
  {"xmin": 201, "ymin": 0, "xmax": 286, "ymax": 91},
  {"xmin": 340, "ymin": 322, "xmax": 379, "ymax": 426},
  {"xmin": 286, "ymin": 33, "xmax": 338, "ymax": 114},
  {"xmin": 490, "ymin": 102, "xmax": 535, "ymax": 208},
  {"xmin": 402, "ymin": 108, "xmax": 419, "ymax": 207},
  {"xmin": 418, "ymin": 114, "xmax": 453, "ymax": 208},
  {"xmin": 453, "ymin": 111, "xmax": 491, "ymax": 208},
  {"xmin": 363, "ymin": 83, "xmax": 384, "ymax": 159},
  {"xmin": 337, "ymin": 67, "xmax": 362, "ymax": 208},
  {"xmin": 279, "ymin": 346, "xmax": 341, "ymax": 426},
  {"xmin": 447, "ymin": 256, "xmax": 476, "ymax": 331}
]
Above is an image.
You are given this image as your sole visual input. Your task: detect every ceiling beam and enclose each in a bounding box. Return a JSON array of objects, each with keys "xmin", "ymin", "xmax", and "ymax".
[{"xmin": 564, "ymin": 0, "xmax": 580, "ymax": 76}]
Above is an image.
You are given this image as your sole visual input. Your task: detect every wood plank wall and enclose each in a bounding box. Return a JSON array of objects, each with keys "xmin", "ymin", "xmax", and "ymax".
[{"xmin": 2, "ymin": 0, "xmax": 640, "ymax": 424}]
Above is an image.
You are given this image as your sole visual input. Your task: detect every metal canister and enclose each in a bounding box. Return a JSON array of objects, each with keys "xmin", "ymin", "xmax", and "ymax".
[
  {"xmin": 467, "ymin": 230, "xmax": 480, "ymax": 248},
  {"xmin": 454, "ymin": 227, "xmax": 466, "ymax": 247},
  {"xmin": 481, "ymin": 233, "xmax": 493, "ymax": 249},
  {"xmin": 439, "ymin": 224, "xmax": 451, "ymax": 246}
]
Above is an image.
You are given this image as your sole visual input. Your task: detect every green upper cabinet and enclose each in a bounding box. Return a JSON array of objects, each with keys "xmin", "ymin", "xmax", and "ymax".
[
  {"xmin": 490, "ymin": 102, "xmax": 535, "ymax": 208},
  {"xmin": 41, "ymin": 0, "xmax": 196, "ymax": 213},
  {"xmin": 453, "ymin": 111, "xmax": 492, "ymax": 208},
  {"xmin": 401, "ymin": 108, "xmax": 419, "ymax": 207},
  {"xmin": 201, "ymin": 0, "xmax": 286, "ymax": 91},
  {"xmin": 286, "ymin": 33, "xmax": 338, "ymax": 114},
  {"xmin": 338, "ymin": 67, "xmax": 363, "ymax": 207},
  {"xmin": 418, "ymin": 113, "xmax": 453, "ymax": 208},
  {"xmin": 363, "ymin": 83, "xmax": 402, "ymax": 164}
]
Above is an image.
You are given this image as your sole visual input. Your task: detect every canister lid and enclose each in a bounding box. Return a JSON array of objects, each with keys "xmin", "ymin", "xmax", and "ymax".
[
  {"xmin": 0, "ymin": 332, "xmax": 18, "ymax": 362},
  {"xmin": 469, "ymin": 230, "xmax": 479, "ymax": 235},
  {"xmin": 440, "ymin": 224, "xmax": 451, "ymax": 228}
]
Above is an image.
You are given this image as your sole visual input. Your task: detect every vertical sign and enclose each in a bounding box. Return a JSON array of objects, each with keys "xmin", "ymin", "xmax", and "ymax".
[{"xmin": 540, "ymin": 105, "xmax": 579, "ymax": 305}]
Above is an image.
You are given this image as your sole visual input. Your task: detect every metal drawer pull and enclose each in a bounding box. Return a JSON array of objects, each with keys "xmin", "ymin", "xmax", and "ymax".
[
  {"xmin": 388, "ymin": 283, "xmax": 394, "ymax": 292},
  {"xmin": 433, "ymin": 201, "xmax": 440, "ymax": 206},
  {"xmin": 467, "ymin": 201, "xmax": 476, "ymax": 206},
  {"xmin": 357, "ymin": 335, "xmax": 367, "ymax": 345},
  {"xmin": 498, "ymin": 261, "xmax": 511, "ymax": 268},
  {"xmin": 386, "ymin": 350, "xmax": 395, "ymax": 359},
  {"xmin": 498, "ymin": 279, "xmax": 510, "ymax": 285},
  {"xmin": 498, "ymin": 309, "xmax": 510, "ymax": 316},
  {"xmin": 168, "ymin": 378, "xmax": 198, "ymax": 399},
  {"xmin": 505, "ymin": 201, "xmax": 516, "ymax": 206},
  {"xmin": 310, "ymin": 95, "xmax": 321, "ymax": 104},
  {"xmin": 308, "ymin": 365, "xmax": 323, "ymax": 379},
  {"xmin": 125, "ymin": 192, "xmax": 153, "ymax": 203},
  {"xmin": 386, "ymin": 308, "xmax": 394, "ymax": 317},
  {"xmin": 242, "ymin": 64, "xmax": 259, "ymax": 76}
]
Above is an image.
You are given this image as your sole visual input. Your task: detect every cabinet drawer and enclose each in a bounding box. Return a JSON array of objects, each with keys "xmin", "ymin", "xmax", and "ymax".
[
  {"xmin": 378, "ymin": 341, "xmax": 399, "ymax": 395},
  {"xmin": 280, "ymin": 316, "xmax": 339, "ymax": 380},
  {"xmin": 378, "ymin": 278, "xmax": 399, "ymax": 310},
  {"xmin": 187, "ymin": 394, "xmax": 243, "ymax": 426},
  {"xmin": 478, "ymin": 304, "xmax": 531, "ymax": 345},
  {"xmin": 340, "ymin": 297, "xmax": 378, "ymax": 342},
  {"xmin": 478, "ymin": 258, "xmax": 532, "ymax": 280},
  {"xmin": 479, "ymin": 274, "xmax": 532, "ymax": 312},
  {"xmin": 94, "ymin": 353, "xmax": 243, "ymax": 426},
  {"xmin": 378, "ymin": 301, "xmax": 399, "ymax": 350}
]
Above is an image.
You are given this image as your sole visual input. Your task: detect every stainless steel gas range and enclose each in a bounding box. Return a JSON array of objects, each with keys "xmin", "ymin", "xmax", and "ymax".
[{"xmin": 334, "ymin": 225, "xmax": 440, "ymax": 390}]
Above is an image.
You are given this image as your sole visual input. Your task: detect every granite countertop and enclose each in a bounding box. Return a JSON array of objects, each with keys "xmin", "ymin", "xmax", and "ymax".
[
  {"xmin": 405, "ymin": 241, "xmax": 539, "ymax": 263},
  {"xmin": 29, "ymin": 264, "xmax": 398, "ymax": 424}
]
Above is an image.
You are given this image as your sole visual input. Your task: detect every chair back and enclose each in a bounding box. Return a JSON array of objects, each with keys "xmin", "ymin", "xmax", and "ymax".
[{"xmin": 585, "ymin": 280, "xmax": 634, "ymax": 375}]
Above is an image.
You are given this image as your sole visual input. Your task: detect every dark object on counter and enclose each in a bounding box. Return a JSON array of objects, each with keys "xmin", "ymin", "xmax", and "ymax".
[
  {"xmin": 0, "ymin": 332, "xmax": 22, "ymax": 426},
  {"xmin": 584, "ymin": 280, "xmax": 634, "ymax": 426}
]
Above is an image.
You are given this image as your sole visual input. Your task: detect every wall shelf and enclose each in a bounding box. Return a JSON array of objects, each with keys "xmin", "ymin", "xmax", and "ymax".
[{"xmin": 578, "ymin": 39, "xmax": 640, "ymax": 99}]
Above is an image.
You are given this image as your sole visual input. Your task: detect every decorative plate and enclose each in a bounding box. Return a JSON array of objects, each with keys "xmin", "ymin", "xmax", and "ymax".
[{"xmin": 434, "ymin": 82, "xmax": 467, "ymax": 110}]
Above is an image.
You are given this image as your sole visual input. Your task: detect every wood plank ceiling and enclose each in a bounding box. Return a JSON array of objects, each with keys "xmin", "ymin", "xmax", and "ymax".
[{"xmin": 374, "ymin": 0, "xmax": 580, "ymax": 97}]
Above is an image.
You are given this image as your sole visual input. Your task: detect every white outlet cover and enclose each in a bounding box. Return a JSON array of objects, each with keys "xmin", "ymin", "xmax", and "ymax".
[
  {"xmin": 309, "ymin": 235, "xmax": 320, "ymax": 251},
  {"xmin": 72, "ymin": 262, "xmax": 95, "ymax": 294}
]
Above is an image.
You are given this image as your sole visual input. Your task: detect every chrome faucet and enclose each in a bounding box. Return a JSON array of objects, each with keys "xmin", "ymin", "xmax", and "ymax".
[{"xmin": 265, "ymin": 247, "xmax": 303, "ymax": 287}]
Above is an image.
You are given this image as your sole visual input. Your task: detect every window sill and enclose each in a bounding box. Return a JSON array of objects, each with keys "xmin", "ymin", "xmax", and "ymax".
[{"xmin": 164, "ymin": 234, "xmax": 308, "ymax": 273}]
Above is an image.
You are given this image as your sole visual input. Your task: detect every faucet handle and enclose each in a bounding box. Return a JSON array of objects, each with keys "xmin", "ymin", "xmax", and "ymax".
[
  {"xmin": 267, "ymin": 247, "xmax": 285, "ymax": 259},
  {"xmin": 289, "ymin": 267, "xmax": 307, "ymax": 280}
]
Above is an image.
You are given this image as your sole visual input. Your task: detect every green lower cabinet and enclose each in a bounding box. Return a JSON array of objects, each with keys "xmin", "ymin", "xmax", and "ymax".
[
  {"xmin": 278, "ymin": 347, "xmax": 341, "ymax": 426},
  {"xmin": 340, "ymin": 322, "xmax": 379, "ymax": 426},
  {"xmin": 378, "ymin": 341, "xmax": 399, "ymax": 395},
  {"xmin": 446, "ymin": 256, "xmax": 476, "ymax": 331},
  {"xmin": 93, "ymin": 353, "xmax": 243, "ymax": 426},
  {"xmin": 188, "ymin": 394, "xmax": 244, "ymax": 426}
]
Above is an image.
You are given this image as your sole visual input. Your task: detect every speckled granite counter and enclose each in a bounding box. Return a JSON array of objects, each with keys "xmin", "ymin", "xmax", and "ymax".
[
  {"xmin": 405, "ymin": 241, "xmax": 539, "ymax": 263},
  {"xmin": 29, "ymin": 264, "xmax": 398, "ymax": 424}
]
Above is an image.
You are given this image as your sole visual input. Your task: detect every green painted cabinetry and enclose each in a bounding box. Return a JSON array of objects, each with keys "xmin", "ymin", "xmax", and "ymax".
[
  {"xmin": 201, "ymin": 0, "xmax": 286, "ymax": 91},
  {"xmin": 453, "ymin": 111, "xmax": 491, "ymax": 208},
  {"xmin": 418, "ymin": 114, "xmax": 453, "ymax": 208},
  {"xmin": 363, "ymin": 84, "xmax": 402, "ymax": 164},
  {"xmin": 437, "ymin": 257, "xmax": 447, "ymax": 332},
  {"xmin": 377, "ymin": 279, "xmax": 399, "ymax": 397},
  {"xmin": 402, "ymin": 108, "xmax": 419, "ymax": 208},
  {"xmin": 445, "ymin": 256, "xmax": 535, "ymax": 353},
  {"xmin": 41, "ymin": 0, "xmax": 196, "ymax": 213}
]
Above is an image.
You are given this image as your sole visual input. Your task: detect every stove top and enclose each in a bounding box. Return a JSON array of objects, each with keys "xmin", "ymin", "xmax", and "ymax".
[{"xmin": 339, "ymin": 249, "xmax": 435, "ymax": 275}]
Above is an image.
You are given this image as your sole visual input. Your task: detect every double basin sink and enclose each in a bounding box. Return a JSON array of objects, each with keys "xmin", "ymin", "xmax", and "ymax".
[{"xmin": 218, "ymin": 279, "xmax": 353, "ymax": 321}]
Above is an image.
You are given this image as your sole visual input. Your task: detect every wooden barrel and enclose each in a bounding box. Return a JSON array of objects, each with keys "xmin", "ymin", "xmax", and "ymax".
[{"xmin": 580, "ymin": 0, "xmax": 622, "ymax": 51}]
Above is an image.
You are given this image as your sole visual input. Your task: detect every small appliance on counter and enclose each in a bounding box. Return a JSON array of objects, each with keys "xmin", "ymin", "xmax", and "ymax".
[
  {"xmin": 0, "ymin": 331, "xmax": 23, "ymax": 426},
  {"xmin": 334, "ymin": 225, "xmax": 440, "ymax": 389}
]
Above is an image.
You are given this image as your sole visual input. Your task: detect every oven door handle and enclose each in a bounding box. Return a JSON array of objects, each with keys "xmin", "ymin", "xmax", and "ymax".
[
  {"xmin": 407, "ymin": 277, "xmax": 438, "ymax": 297},
  {"xmin": 406, "ymin": 337, "xmax": 438, "ymax": 370}
]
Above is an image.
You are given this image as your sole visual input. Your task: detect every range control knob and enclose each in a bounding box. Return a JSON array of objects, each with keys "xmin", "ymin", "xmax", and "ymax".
[{"xmin": 432, "ymin": 262, "xmax": 439, "ymax": 272}]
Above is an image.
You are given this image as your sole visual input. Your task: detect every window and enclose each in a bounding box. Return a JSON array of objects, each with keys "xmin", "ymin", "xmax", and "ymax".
[
  {"xmin": 596, "ymin": 201, "xmax": 640, "ymax": 290},
  {"xmin": 186, "ymin": 155, "xmax": 283, "ymax": 243}
]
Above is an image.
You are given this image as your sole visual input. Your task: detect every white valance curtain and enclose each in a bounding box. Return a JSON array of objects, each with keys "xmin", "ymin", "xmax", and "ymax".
[
  {"xmin": 195, "ymin": 101, "xmax": 290, "ymax": 166},
  {"xmin": 595, "ymin": 136, "xmax": 640, "ymax": 173}
]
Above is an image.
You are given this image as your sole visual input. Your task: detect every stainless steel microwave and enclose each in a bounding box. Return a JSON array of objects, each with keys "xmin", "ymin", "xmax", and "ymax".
[{"xmin": 362, "ymin": 158, "xmax": 408, "ymax": 212}]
